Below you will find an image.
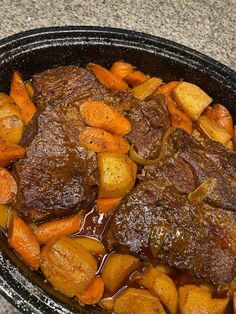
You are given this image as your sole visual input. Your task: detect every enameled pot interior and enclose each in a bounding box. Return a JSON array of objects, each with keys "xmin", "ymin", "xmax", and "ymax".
[{"xmin": 0, "ymin": 26, "xmax": 235, "ymax": 314}]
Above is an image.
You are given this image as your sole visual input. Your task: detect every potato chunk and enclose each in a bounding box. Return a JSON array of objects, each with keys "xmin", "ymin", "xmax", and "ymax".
[
  {"xmin": 198, "ymin": 115, "xmax": 232, "ymax": 145},
  {"xmin": 0, "ymin": 204, "xmax": 10, "ymax": 228},
  {"xmin": 0, "ymin": 115, "xmax": 24, "ymax": 144},
  {"xmin": 41, "ymin": 237, "xmax": 97, "ymax": 297},
  {"xmin": 179, "ymin": 284, "xmax": 229, "ymax": 314},
  {"xmin": 0, "ymin": 93, "xmax": 22, "ymax": 120},
  {"xmin": 73, "ymin": 237, "xmax": 106, "ymax": 256},
  {"xmin": 114, "ymin": 288, "xmax": 165, "ymax": 314},
  {"xmin": 138, "ymin": 267, "xmax": 178, "ymax": 314},
  {"xmin": 102, "ymin": 253, "xmax": 140, "ymax": 292},
  {"xmin": 172, "ymin": 82, "xmax": 212, "ymax": 120},
  {"xmin": 98, "ymin": 152, "xmax": 137, "ymax": 198},
  {"xmin": 132, "ymin": 77, "xmax": 162, "ymax": 100}
]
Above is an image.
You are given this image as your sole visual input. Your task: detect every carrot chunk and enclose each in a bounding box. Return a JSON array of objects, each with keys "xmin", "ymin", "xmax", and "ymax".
[
  {"xmin": 204, "ymin": 104, "xmax": 233, "ymax": 138},
  {"xmin": 34, "ymin": 213, "xmax": 82, "ymax": 245},
  {"xmin": 124, "ymin": 70, "xmax": 148, "ymax": 87},
  {"xmin": 96, "ymin": 198, "xmax": 121, "ymax": 213},
  {"xmin": 79, "ymin": 127, "xmax": 130, "ymax": 153},
  {"xmin": 0, "ymin": 168, "xmax": 17, "ymax": 204},
  {"xmin": 0, "ymin": 142, "xmax": 25, "ymax": 167},
  {"xmin": 87, "ymin": 63, "xmax": 128, "ymax": 91},
  {"xmin": 76, "ymin": 276, "xmax": 104, "ymax": 305},
  {"xmin": 111, "ymin": 60, "xmax": 133, "ymax": 78},
  {"xmin": 8, "ymin": 213, "xmax": 40, "ymax": 270},
  {"xmin": 156, "ymin": 81, "xmax": 179, "ymax": 95},
  {"xmin": 10, "ymin": 71, "xmax": 36, "ymax": 123},
  {"xmin": 167, "ymin": 102, "xmax": 192, "ymax": 134},
  {"xmin": 80, "ymin": 101, "xmax": 131, "ymax": 136}
]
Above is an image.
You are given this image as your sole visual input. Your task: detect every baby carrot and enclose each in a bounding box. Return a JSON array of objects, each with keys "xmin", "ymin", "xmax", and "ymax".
[
  {"xmin": 0, "ymin": 142, "xmax": 25, "ymax": 167},
  {"xmin": 111, "ymin": 61, "xmax": 133, "ymax": 78},
  {"xmin": 96, "ymin": 198, "xmax": 121, "ymax": 214},
  {"xmin": 204, "ymin": 104, "xmax": 233, "ymax": 138},
  {"xmin": 0, "ymin": 168, "xmax": 17, "ymax": 204},
  {"xmin": 79, "ymin": 127, "xmax": 130, "ymax": 153},
  {"xmin": 8, "ymin": 213, "xmax": 41, "ymax": 270},
  {"xmin": 80, "ymin": 101, "xmax": 131, "ymax": 136},
  {"xmin": 77, "ymin": 276, "xmax": 104, "ymax": 305},
  {"xmin": 10, "ymin": 71, "xmax": 36, "ymax": 124},
  {"xmin": 87, "ymin": 63, "xmax": 128, "ymax": 91},
  {"xmin": 124, "ymin": 70, "xmax": 148, "ymax": 87},
  {"xmin": 167, "ymin": 102, "xmax": 192, "ymax": 135},
  {"xmin": 34, "ymin": 213, "xmax": 83, "ymax": 245}
]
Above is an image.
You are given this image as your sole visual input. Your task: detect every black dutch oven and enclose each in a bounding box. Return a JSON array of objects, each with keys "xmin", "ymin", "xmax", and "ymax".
[{"xmin": 0, "ymin": 26, "xmax": 235, "ymax": 314}]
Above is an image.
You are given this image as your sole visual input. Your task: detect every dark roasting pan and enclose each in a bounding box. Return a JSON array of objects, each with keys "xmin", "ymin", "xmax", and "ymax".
[{"xmin": 0, "ymin": 26, "xmax": 235, "ymax": 314}]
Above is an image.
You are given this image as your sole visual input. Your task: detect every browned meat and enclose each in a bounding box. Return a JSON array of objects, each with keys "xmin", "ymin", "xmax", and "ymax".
[
  {"xmin": 126, "ymin": 94, "xmax": 170, "ymax": 159},
  {"xmin": 13, "ymin": 66, "xmax": 135, "ymax": 223},
  {"xmin": 104, "ymin": 178, "xmax": 236, "ymax": 285},
  {"xmin": 142, "ymin": 128, "xmax": 236, "ymax": 210}
]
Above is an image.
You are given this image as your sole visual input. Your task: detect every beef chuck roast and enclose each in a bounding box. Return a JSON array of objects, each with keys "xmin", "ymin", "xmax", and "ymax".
[
  {"xmin": 104, "ymin": 178, "xmax": 236, "ymax": 285},
  {"xmin": 13, "ymin": 66, "xmax": 137, "ymax": 222},
  {"xmin": 142, "ymin": 128, "xmax": 236, "ymax": 210}
]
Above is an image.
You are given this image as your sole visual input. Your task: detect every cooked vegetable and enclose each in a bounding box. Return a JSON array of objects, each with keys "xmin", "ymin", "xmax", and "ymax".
[
  {"xmin": 87, "ymin": 63, "xmax": 128, "ymax": 91},
  {"xmin": 35, "ymin": 213, "xmax": 82, "ymax": 245},
  {"xmin": 0, "ymin": 92, "xmax": 22, "ymax": 120},
  {"xmin": 225, "ymin": 139, "xmax": 234, "ymax": 150},
  {"xmin": 124, "ymin": 70, "xmax": 148, "ymax": 87},
  {"xmin": 100, "ymin": 298, "xmax": 115, "ymax": 311},
  {"xmin": 114, "ymin": 288, "xmax": 165, "ymax": 314},
  {"xmin": 0, "ymin": 168, "xmax": 17, "ymax": 204},
  {"xmin": 80, "ymin": 127, "xmax": 130, "ymax": 153},
  {"xmin": 25, "ymin": 82, "xmax": 34, "ymax": 98},
  {"xmin": 234, "ymin": 127, "xmax": 236, "ymax": 148},
  {"xmin": 156, "ymin": 81, "xmax": 179, "ymax": 95},
  {"xmin": 8, "ymin": 213, "xmax": 40, "ymax": 270},
  {"xmin": 188, "ymin": 177, "xmax": 217, "ymax": 204},
  {"xmin": 198, "ymin": 115, "xmax": 232, "ymax": 145},
  {"xmin": 179, "ymin": 284, "xmax": 229, "ymax": 314},
  {"xmin": 0, "ymin": 142, "xmax": 25, "ymax": 167},
  {"xmin": 132, "ymin": 77, "xmax": 162, "ymax": 100},
  {"xmin": 10, "ymin": 71, "xmax": 37, "ymax": 123},
  {"xmin": 111, "ymin": 60, "xmax": 133, "ymax": 78},
  {"xmin": 0, "ymin": 115, "xmax": 24, "ymax": 144},
  {"xmin": 73, "ymin": 237, "xmax": 106, "ymax": 256},
  {"xmin": 138, "ymin": 267, "xmax": 178, "ymax": 314},
  {"xmin": 167, "ymin": 102, "xmax": 192, "ymax": 134},
  {"xmin": 172, "ymin": 82, "xmax": 213, "ymax": 120},
  {"xmin": 102, "ymin": 253, "xmax": 140, "ymax": 292},
  {"xmin": 40, "ymin": 237, "xmax": 97, "ymax": 297},
  {"xmin": 98, "ymin": 152, "xmax": 137, "ymax": 198},
  {"xmin": 204, "ymin": 104, "xmax": 233, "ymax": 137},
  {"xmin": 96, "ymin": 197, "xmax": 121, "ymax": 213},
  {"xmin": 80, "ymin": 101, "xmax": 131, "ymax": 136},
  {"xmin": 0, "ymin": 204, "xmax": 10, "ymax": 228},
  {"xmin": 76, "ymin": 276, "xmax": 104, "ymax": 305}
]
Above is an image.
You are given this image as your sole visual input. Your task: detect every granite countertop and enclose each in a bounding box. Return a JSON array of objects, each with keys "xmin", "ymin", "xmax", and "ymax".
[{"xmin": 0, "ymin": 0, "xmax": 235, "ymax": 313}]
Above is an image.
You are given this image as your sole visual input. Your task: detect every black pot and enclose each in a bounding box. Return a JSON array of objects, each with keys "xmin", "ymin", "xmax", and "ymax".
[{"xmin": 0, "ymin": 26, "xmax": 235, "ymax": 314}]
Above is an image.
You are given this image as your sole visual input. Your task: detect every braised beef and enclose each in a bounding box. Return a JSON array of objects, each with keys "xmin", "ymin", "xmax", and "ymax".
[
  {"xmin": 12, "ymin": 66, "xmax": 135, "ymax": 222},
  {"xmin": 104, "ymin": 178, "xmax": 236, "ymax": 285}
]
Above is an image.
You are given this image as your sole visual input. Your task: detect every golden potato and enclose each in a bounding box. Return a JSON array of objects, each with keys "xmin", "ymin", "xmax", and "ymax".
[
  {"xmin": 100, "ymin": 298, "xmax": 115, "ymax": 311},
  {"xmin": 225, "ymin": 139, "xmax": 234, "ymax": 150},
  {"xmin": 98, "ymin": 152, "xmax": 137, "ymax": 198},
  {"xmin": 41, "ymin": 237, "xmax": 97, "ymax": 297},
  {"xmin": 0, "ymin": 204, "xmax": 10, "ymax": 228},
  {"xmin": 102, "ymin": 253, "xmax": 140, "ymax": 292},
  {"xmin": 0, "ymin": 115, "xmax": 24, "ymax": 144},
  {"xmin": 114, "ymin": 288, "xmax": 165, "ymax": 314},
  {"xmin": 73, "ymin": 237, "xmax": 106, "ymax": 256},
  {"xmin": 0, "ymin": 93, "xmax": 22, "ymax": 120},
  {"xmin": 132, "ymin": 77, "xmax": 162, "ymax": 100},
  {"xmin": 199, "ymin": 115, "xmax": 232, "ymax": 145},
  {"xmin": 138, "ymin": 267, "xmax": 178, "ymax": 314},
  {"xmin": 172, "ymin": 82, "xmax": 212, "ymax": 120},
  {"xmin": 179, "ymin": 284, "xmax": 229, "ymax": 314}
]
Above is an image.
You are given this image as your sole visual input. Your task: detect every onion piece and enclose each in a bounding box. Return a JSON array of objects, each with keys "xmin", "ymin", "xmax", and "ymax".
[{"xmin": 188, "ymin": 177, "xmax": 217, "ymax": 204}]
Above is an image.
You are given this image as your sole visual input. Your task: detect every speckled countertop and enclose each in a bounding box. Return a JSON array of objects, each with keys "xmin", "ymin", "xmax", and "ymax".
[{"xmin": 0, "ymin": 0, "xmax": 235, "ymax": 313}]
